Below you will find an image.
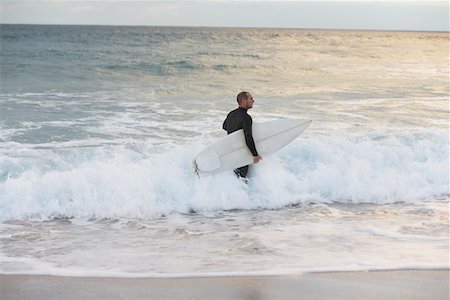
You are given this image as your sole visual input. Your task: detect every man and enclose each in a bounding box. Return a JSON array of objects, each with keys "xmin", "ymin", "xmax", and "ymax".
[{"xmin": 223, "ymin": 91, "xmax": 262, "ymax": 178}]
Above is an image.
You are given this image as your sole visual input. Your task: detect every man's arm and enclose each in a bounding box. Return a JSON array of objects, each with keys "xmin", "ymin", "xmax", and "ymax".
[
  {"xmin": 242, "ymin": 115, "xmax": 258, "ymax": 157},
  {"xmin": 222, "ymin": 117, "xmax": 228, "ymax": 132}
]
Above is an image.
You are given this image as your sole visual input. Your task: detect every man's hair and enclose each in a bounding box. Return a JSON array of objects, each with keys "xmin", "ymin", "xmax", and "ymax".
[{"xmin": 236, "ymin": 91, "xmax": 249, "ymax": 103}]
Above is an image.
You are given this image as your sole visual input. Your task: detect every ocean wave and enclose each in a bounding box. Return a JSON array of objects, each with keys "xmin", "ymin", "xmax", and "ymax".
[{"xmin": 0, "ymin": 130, "xmax": 447, "ymax": 221}]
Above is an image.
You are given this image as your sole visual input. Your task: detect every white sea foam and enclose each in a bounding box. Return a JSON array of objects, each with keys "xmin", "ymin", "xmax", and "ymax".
[
  {"xmin": 0, "ymin": 257, "xmax": 448, "ymax": 279},
  {"xmin": 0, "ymin": 130, "xmax": 447, "ymax": 221}
]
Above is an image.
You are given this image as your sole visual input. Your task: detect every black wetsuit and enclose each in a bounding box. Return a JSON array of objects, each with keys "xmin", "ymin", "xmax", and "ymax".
[{"xmin": 222, "ymin": 107, "xmax": 258, "ymax": 178}]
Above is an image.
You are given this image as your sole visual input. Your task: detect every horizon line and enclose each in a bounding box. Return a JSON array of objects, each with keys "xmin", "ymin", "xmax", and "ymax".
[{"xmin": 1, "ymin": 23, "xmax": 449, "ymax": 33}]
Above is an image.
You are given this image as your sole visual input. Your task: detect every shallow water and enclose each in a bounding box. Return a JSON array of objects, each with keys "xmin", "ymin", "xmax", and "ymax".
[{"xmin": 1, "ymin": 201, "xmax": 448, "ymax": 277}]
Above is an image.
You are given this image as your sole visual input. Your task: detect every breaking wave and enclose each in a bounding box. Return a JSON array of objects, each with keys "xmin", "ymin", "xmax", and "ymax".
[{"xmin": 1, "ymin": 130, "xmax": 448, "ymax": 221}]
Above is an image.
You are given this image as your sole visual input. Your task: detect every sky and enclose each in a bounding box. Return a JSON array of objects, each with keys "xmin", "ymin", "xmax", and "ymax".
[{"xmin": 0, "ymin": 1, "xmax": 448, "ymax": 32}]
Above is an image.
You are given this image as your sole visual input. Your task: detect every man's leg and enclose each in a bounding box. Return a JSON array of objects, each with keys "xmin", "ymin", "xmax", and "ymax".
[{"xmin": 234, "ymin": 165, "xmax": 249, "ymax": 178}]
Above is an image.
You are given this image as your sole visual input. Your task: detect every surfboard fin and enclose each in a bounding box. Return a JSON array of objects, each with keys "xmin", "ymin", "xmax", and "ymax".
[{"xmin": 193, "ymin": 160, "xmax": 200, "ymax": 179}]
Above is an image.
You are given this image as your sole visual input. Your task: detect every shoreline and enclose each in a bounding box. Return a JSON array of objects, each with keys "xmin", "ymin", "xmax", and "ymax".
[
  {"xmin": 1, "ymin": 266, "xmax": 449, "ymax": 279},
  {"xmin": 1, "ymin": 269, "xmax": 448, "ymax": 300}
]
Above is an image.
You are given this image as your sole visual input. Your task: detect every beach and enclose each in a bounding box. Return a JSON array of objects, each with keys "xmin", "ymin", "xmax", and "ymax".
[{"xmin": 2, "ymin": 270, "xmax": 449, "ymax": 300}]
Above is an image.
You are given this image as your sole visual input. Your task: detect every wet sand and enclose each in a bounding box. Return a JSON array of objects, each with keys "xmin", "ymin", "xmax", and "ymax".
[{"xmin": 1, "ymin": 269, "xmax": 448, "ymax": 300}]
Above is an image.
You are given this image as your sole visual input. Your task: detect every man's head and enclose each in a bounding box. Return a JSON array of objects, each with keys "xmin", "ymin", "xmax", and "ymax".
[{"xmin": 237, "ymin": 91, "xmax": 254, "ymax": 109}]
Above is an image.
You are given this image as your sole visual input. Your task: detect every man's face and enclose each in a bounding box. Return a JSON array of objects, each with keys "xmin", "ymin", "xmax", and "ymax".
[{"xmin": 245, "ymin": 93, "xmax": 254, "ymax": 109}]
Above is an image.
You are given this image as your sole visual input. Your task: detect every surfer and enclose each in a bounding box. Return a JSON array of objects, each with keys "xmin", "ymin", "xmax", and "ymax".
[{"xmin": 223, "ymin": 91, "xmax": 262, "ymax": 178}]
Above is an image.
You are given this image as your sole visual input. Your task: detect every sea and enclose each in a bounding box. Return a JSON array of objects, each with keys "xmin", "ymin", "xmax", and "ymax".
[{"xmin": 0, "ymin": 24, "xmax": 448, "ymax": 278}]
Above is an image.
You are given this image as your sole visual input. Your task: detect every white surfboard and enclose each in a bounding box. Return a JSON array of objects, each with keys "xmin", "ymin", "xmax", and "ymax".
[{"xmin": 193, "ymin": 119, "xmax": 311, "ymax": 175}]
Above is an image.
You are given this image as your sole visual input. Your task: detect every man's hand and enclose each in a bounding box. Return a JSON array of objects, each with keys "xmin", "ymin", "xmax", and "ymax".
[{"xmin": 253, "ymin": 155, "xmax": 262, "ymax": 164}]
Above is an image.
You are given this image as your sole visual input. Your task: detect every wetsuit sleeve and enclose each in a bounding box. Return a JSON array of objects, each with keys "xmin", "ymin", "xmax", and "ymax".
[
  {"xmin": 222, "ymin": 117, "xmax": 228, "ymax": 131},
  {"xmin": 242, "ymin": 115, "xmax": 258, "ymax": 156}
]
